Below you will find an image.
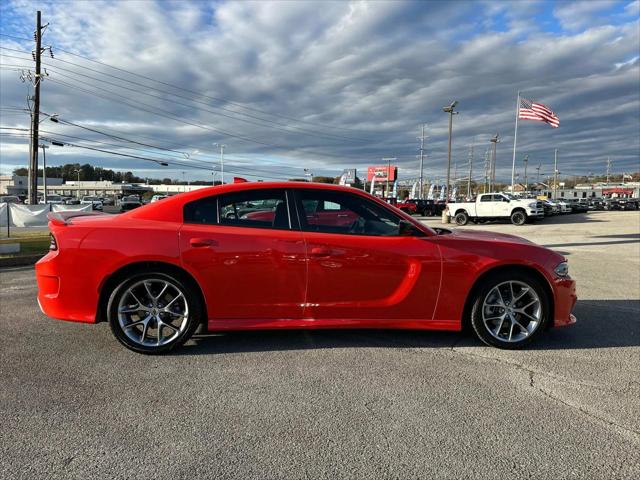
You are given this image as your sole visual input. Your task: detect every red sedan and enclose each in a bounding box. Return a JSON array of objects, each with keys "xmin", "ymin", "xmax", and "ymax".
[{"xmin": 36, "ymin": 182, "xmax": 576, "ymax": 354}]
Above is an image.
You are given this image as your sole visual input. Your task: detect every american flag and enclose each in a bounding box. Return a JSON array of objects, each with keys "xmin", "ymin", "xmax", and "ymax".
[{"xmin": 518, "ymin": 97, "xmax": 560, "ymax": 128}]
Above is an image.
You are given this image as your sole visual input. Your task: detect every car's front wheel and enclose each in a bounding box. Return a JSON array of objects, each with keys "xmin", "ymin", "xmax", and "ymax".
[
  {"xmin": 469, "ymin": 271, "xmax": 550, "ymax": 349},
  {"xmin": 107, "ymin": 272, "xmax": 201, "ymax": 354}
]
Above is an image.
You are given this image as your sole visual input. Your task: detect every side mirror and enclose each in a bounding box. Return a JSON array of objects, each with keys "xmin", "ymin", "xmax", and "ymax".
[{"xmin": 398, "ymin": 220, "xmax": 423, "ymax": 237}]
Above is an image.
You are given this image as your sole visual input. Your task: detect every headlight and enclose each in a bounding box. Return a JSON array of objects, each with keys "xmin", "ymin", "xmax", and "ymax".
[
  {"xmin": 528, "ymin": 202, "xmax": 537, "ymax": 208},
  {"xmin": 554, "ymin": 261, "xmax": 569, "ymax": 277}
]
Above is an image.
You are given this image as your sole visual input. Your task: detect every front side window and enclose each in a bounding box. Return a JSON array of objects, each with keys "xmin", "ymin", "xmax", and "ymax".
[{"xmin": 297, "ymin": 189, "xmax": 403, "ymax": 236}]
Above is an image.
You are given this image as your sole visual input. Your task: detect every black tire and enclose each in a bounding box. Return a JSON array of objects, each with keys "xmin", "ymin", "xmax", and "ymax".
[
  {"xmin": 510, "ymin": 210, "xmax": 527, "ymax": 226},
  {"xmin": 469, "ymin": 270, "xmax": 550, "ymax": 349},
  {"xmin": 454, "ymin": 211, "xmax": 469, "ymax": 226},
  {"xmin": 107, "ymin": 271, "xmax": 202, "ymax": 354}
]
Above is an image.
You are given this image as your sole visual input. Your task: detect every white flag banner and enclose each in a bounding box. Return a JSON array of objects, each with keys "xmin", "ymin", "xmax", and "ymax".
[
  {"xmin": 52, "ymin": 204, "xmax": 93, "ymax": 213},
  {"xmin": 0, "ymin": 202, "xmax": 8, "ymax": 227},
  {"xmin": 9, "ymin": 204, "xmax": 50, "ymax": 227}
]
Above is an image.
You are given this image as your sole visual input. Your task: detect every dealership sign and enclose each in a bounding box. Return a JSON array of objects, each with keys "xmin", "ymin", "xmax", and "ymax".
[
  {"xmin": 367, "ymin": 165, "xmax": 398, "ymax": 182},
  {"xmin": 342, "ymin": 169, "xmax": 357, "ymax": 184}
]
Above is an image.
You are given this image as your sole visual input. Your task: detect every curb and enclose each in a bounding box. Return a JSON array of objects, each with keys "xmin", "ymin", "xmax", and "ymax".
[{"xmin": 0, "ymin": 254, "xmax": 43, "ymax": 268}]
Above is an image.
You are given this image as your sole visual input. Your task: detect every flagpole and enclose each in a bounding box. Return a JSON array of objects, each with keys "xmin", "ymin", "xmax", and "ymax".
[{"xmin": 511, "ymin": 91, "xmax": 520, "ymax": 194}]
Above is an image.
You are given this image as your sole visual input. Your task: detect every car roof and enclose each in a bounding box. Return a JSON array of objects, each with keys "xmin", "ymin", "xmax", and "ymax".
[{"xmin": 127, "ymin": 181, "xmax": 433, "ymax": 235}]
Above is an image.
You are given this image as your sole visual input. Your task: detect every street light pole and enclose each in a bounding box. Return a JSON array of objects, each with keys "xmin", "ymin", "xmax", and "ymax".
[
  {"xmin": 39, "ymin": 144, "xmax": 49, "ymax": 203},
  {"xmin": 382, "ymin": 158, "xmax": 397, "ymax": 198},
  {"xmin": 489, "ymin": 134, "xmax": 499, "ymax": 191},
  {"xmin": 214, "ymin": 143, "xmax": 226, "ymax": 184},
  {"xmin": 553, "ymin": 149, "xmax": 559, "ymax": 200},
  {"xmin": 442, "ymin": 101, "xmax": 458, "ymax": 201},
  {"xmin": 523, "ymin": 154, "xmax": 529, "ymax": 191},
  {"xmin": 418, "ymin": 124, "xmax": 426, "ymax": 199}
]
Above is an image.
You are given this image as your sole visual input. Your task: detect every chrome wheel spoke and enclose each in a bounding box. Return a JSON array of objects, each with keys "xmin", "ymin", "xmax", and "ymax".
[
  {"xmin": 492, "ymin": 316, "xmax": 507, "ymax": 336},
  {"xmin": 164, "ymin": 293, "xmax": 184, "ymax": 309},
  {"xmin": 143, "ymin": 281, "xmax": 155, "ymax": 302},
  {"xmin": 140, "ymin": 320, "xmax": 149, "ymax": 343},
  {"xmin": 513, "ymin": 288, "xmax": 530, "ymax": 303},
  {"xmin": 155, "ymin": 282, "xmax": 169, "ymax": 301},
  {"xmin": 128, "ymin": 290, "xmax": 144, "ymax": 309}
]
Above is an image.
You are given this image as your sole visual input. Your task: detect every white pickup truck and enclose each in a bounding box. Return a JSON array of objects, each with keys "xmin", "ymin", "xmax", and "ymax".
[{"xmin": 448, "ymin": 193, "xmax": 544, "ymax": 226}]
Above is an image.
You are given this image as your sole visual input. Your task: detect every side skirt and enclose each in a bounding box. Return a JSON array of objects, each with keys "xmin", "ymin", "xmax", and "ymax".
[{"xmin": 207, "ymin": 318, "xmax": 461, "ymax": 332}]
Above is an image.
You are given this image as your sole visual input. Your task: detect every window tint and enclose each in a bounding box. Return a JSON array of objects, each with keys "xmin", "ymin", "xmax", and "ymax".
[
  {"xmin": 219, "ymin": 189, "xmax": 289, "ymax": 229},
  {"xmin": 184, "ymin": 196, "xmax": 218, "ymax": 225},
  {"xmin": 480, "ymin": 195, "xmax": 493, "ymax": 202},
  {"xmin": 297, "ymin": 189, "xmax": 402, "ymax": 236}
]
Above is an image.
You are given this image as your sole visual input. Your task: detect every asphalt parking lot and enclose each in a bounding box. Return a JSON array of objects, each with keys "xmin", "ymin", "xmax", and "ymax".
[{"xmin": 1, "ymin": 210, "xmax": 639, "ymax": 479}]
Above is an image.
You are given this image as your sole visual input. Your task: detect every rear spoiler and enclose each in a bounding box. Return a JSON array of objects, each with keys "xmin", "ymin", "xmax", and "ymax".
[{"xmin": 47, "ymin": 211, "xmax": 106, "ymax": 226}]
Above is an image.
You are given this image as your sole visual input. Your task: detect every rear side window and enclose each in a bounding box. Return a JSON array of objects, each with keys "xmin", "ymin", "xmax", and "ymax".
[
  {"xmin": 480, "ymin": 195, "xmax": 493, "ymax": 202},
  {"xmin": 184, "ymin": 189, "xmax": 290, "ymax": 230},
  {"xmin": 184, "ymin": 196, "xmax": 218, "ymax": 225},
  {"xmin": 219, "ymin": 189, "xmax": 289, "ymax": 230}
]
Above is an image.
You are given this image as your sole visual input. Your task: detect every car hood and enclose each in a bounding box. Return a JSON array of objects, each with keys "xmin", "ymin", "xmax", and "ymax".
[{"xmin": 442, "ymin": 228, "xmax": 535, "ymax": 245}]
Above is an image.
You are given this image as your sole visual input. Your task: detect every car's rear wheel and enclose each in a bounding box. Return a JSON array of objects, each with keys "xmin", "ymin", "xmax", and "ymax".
[
  {"xmin": 469, "ymin": 271, "xmax": 550, "ymax": 349},
  {"xmin": 510, "ymin": 210, "xmax": 527, "ymax": 225},
  {"xmin": 107, "ymin": 272, "xmax": 201, "ymax": 354},
  {"xmin": 454, "ymin": 211, "xmax": 469, "ymax": 225}
]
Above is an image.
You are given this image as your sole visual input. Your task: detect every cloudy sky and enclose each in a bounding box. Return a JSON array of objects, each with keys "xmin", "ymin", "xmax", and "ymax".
[{"xmin": 1, "ymin": 0, "xmax": 639, "ymax": 184}]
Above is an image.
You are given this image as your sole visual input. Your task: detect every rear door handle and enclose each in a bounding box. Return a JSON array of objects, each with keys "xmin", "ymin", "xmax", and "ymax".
[{"xmin": 190, "ymin": 238, "xmax": 217, "ymax": 248}]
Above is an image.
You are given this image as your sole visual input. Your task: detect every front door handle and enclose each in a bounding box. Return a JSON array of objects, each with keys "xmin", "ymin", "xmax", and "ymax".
[
  {"xmin": 190, "ymin": 238, "xmax": 217, "ymax": 248},
  {"xmin": 310, "ymin": 246, "xmax": 332, "ymax": 257}
]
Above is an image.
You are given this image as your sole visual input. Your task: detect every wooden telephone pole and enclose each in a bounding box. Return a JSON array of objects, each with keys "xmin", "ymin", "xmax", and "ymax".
[{"xmin": 28, "ymin": 11, "xmax": 44, "ymax": 205}]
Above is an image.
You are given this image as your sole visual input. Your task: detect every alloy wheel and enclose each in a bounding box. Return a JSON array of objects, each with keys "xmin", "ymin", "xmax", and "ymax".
[
  {"xmin": 117, "ymin": 279, "xmax": 189, "ymax": 347},
  {"xmin": 481, "ymin": 280, "xmax": 542, "ymax": 343}
]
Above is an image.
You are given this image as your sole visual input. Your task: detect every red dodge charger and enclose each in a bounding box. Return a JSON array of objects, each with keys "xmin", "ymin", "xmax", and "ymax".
[{"xmin": 36, "ymin": 182, "xmax": 576, "ymax": 354}]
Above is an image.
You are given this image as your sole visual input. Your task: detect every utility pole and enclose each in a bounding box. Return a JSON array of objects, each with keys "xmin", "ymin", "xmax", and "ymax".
[
  {"xmin": 606, "ymin": 157, "xmax": 612, "ymax": 183},
  {"xmin": 523, "ymin": 154, "xmax": 529, "ymax": 191},
  {"xmin": 28, "ymin": 11, "xmax": 44, "ymax": 205},
  {"xmin": 382, "ymin": 157, "xmax": 396, "ymax": 198},
  {"xmin": 536, "ymin": 163, "xmax": 541, "ymax": 185},
  {"xmin": 74, "ymin": 168, "xmax": 80, "ymax": 200},
  {"xmin": 483, "ymin": 149, "xmax": 490, "ymax": 193},
  {"xmin": 467, "ymin": 145, "xmax": 473, "ymax": 198},
  {"xmin": 418, "ymin": 124, "xmax": 426, "ymax": 199},
  {"xmin": 553, "ymin": 149, "xmax": 559, "ymax": 200},
  {"xmin": 490, "ymin": 134, "xmax": 499, "ymax": 191},
  {"xmin": 442, "ymin": 101, "xmax": 458, "ymax": 201},
  {"xmin": 39, "ymin": 144, "xmax": 49, "ymax": 203},
  {"xmin": 214, "ymin": 143, "xmax": 226, "ymax": 184}
]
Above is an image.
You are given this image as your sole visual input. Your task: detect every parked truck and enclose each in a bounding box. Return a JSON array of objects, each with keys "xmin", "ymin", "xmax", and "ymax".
[{"xmin": 448, "ymin": 193, "xmax": 544, "ymax": 226}]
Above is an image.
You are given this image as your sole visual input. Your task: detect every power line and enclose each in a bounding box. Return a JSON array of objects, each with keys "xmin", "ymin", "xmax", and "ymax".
[
  {"xmin": 47, "ymin": 43, "xmax": 378, "ymax": 135},
  {"xmin": 44, "ymin": 73, "xmax": 360, "ymax": 160},
  {"xmin": 0, "ymin": 42, "xmax": 376, "ymax": 136},
  {"xmin": 40, "ymin": 56, "xmax": 370, "ymax": 143}
]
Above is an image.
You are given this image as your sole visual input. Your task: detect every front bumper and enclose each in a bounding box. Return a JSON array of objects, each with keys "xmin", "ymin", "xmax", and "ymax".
[{"xmin": 553, "ymin": 276, "xmax": 577, "ymax": 327}]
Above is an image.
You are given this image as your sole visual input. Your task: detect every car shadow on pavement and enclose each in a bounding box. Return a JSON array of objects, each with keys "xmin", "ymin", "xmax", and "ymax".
[
  {"xmin": 543, "ymin": 238, "xmax": 640, "ymax": 248},
  {"xmin": 176, "ymin": 299, "xmax": 640, "ymax": 355}
]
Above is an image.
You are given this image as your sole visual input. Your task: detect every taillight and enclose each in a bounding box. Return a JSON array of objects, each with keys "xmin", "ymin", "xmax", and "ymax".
[{"xmin": 49, "ymin": 234, "xmax": 58, "ymax": 251}]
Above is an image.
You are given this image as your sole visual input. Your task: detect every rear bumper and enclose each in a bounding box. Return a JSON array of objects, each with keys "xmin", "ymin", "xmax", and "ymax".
[
  {"xmin": 36, "ymin": 251, "xmax": 98, "ymax": 323},
  {"xmin": 553, "ymin": 277, "xmax": 577, "ymax": 327}
]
